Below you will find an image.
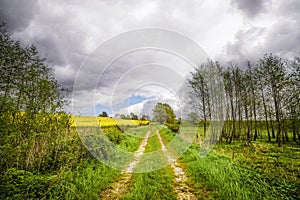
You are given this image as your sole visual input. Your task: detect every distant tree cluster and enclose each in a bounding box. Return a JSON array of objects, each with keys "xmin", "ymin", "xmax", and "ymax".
[
  {"xmin": 152, "ymin": 103, "xmax": 176, "ymax": 124},
  {"xmin": 188, "ymin": 55, "xmax": 300, "ymax": 146},
  {"xmin": 152, "ymin": 102, "xmax": 179, "ymax": 132},
  {"xmin": 98, "ymin": 111, "xmax": 108, "ymax": 117},
  {"xmin": 112, "ymin": 112, "xmax": 150, "ymax": 121}
]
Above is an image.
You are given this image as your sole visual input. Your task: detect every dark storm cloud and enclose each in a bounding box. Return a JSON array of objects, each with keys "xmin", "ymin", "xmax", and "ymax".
[
  {"xmin": 231, "ymin": 0, "xmax": 270, "ymax": 18},
  {"xmin": 0, "ymin": 0, "xmax": 39, "ymax": 32},
  {"xmin": 2, "ymin": 0, "xmax": 299, "ymax": 114},
  {"xmin": 221, "ymin": 0, "xmax": 300, "ymax": 64}
]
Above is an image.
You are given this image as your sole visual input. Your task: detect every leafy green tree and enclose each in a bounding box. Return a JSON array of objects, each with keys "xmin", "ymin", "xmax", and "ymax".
[
  {"xmin": 0, "ymin": 23, "xmax": 70, "ymax": 172},
  {"xmin": 98, "ymin": 111, "xmax": 108, "ymax": 117},
  {"xmin": 188, "ymin": 62, "xmax": 211, "ymax": 138},
  {"xmin": 120, "ymin": 114, "xmax": 126, "ymax": 119},
  {"xmin": 257, "ymin": 54, "xmax": 287, "ymax": 146},
  {"xmin": 130, "ymin": 112, "xmax": 138, "ymax": 120},
  {"xmin": 140, "ymin": 114, "xmax": 150, "ymax": 121},
  {"xmin": 152, "ymin": 103, "xmax": 176, "ymax": 124},
  {"xmin": 286, "ymin": 56, "xmax": 300, "ymax": 143},
  {"xmin": 188, "ymin": 112, "xmax": 199, "ymax": 125}
]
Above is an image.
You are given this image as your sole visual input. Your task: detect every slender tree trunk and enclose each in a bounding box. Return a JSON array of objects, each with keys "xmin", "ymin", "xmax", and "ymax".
[
  {"xmin": 273, "ymin": 94, "xmax": 282, "ymax": 147},
  {"xmin": 292, "ymin": 110, "xmax": 296, "ymax": 142},
  {"xmin": 260, "ymin": 82, "xmax": 270, "ymax": 141},
  {"xmin": 270, "ymin": 117, "xmax": 275, "ymax": 139},
  {"xmin": 229, "ymin": 96, "xmax": 235, "ymax": 144},
  {"xmin": 253, "ymin": 101, "xmax": 258, "ymax": 141},
  {"xmin": 202, "ymin": 94, "xmax": 207, "ymax": 139},
  {"xmin": 244, "ymin": 101, "xmax": 250, "ymax": 144}
]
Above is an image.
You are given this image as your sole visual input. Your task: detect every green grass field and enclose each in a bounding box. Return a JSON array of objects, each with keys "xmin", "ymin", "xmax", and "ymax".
[
  {"xmin": 160, "ymin": 126, "xmax": 300, "ymax": 200},
  {"xmin": 2, "ymin": 117, "xmax": 299, "ymax": 199}
]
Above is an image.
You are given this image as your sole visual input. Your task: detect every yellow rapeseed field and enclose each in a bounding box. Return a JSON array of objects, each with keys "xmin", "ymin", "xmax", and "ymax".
[{"xmin": 71, "ymin": 116, "xmax": 150, "ymax": 127}]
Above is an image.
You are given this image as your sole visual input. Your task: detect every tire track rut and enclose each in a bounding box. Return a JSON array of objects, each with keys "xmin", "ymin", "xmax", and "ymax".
[{"xmin": 156, "ymin": 130, "xmax": 197, "ymax": 200}]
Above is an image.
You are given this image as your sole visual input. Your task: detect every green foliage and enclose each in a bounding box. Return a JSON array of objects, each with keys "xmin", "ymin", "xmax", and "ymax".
[
  {"xmin": 187, "ymin": 112, "xmax": 199, "ymax": 125},
  {"xmin": 0, "ymin": 24, "xmax": 72, "ymax": 173},
  {"xmin": 98, "ymin": 111, "xmax": 108, "ymax": 117},
  {"xmin": 103, "ymin": 126, "xmax": 125, "ymax": 144},
  {"xmin": 188, "ymin": 55, "xmax": 300, "ymax": 145},
  {"xmin": 214, "ymin": 141, "xmax": 300, "ymax": 183},
  {"xmin": 46, "ymin": 159, "xmax": 118, "ymax": 200},
  {"xmin": 0, "ymin": 24, "xmax": 113, "ymax": 199},
  {"xmin": 130, "ymin": 112, "xmax": 139, "ymax": 120},
  {"xmin": 0, "ymin": 168, "xmax": 52, "ymax": 199},
  {"xmin": 144, "ymin": 134, "xmax": 161, "ymax": 153},
  {"xmin": 152, "ymin": 102, "xmax": 176, "ymax": 124},
  {"xmin": 119, "ymin": 135, "xmax": 144, "ymax": 152},
  {"xmin": 118, "ymin": 127, "xmax": 149, "ymax": 152},
  {"xmin": 165, "ymin": 123, "xmax": 179, "ymax": 133},
  {"xmin": 140, "ymin": 114, "xmax": 150, "ymax": 121},
  {"xmin": 180, "ymin": 144, "xmax": 299, "ymax": 200},
  {"xmin": 159, "ymin": 128, "xmax": 176, "ymax": 143}
]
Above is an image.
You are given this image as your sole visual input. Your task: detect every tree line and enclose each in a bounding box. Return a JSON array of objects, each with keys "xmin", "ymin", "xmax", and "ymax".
[{"xmin": 188, "ymin": 55, "xmax": 300, "ymax": 146}]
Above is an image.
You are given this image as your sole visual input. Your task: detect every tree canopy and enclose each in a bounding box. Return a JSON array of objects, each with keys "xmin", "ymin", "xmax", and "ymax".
[
  {"xmin": 152, "ymin": 102, "xmax": 176, "ymax": 124},
  {"xmin": 98, "ymin": 111, "xmax": 108, "ymax": 117},
  {"xmin": 188, "ymin": 55, "xmax": 300, "ymax": 146}
]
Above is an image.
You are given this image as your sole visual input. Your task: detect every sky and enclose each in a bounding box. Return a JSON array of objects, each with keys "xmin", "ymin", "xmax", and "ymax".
[{"xmin": 1, "ymin": 0, "xmax": 299, "ymax": 117}]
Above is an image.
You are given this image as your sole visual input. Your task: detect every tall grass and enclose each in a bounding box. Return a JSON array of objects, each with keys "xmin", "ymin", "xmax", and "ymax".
[
  {"xmin": 1, "ymin": 124, "xmax": 150, "ymax": 199},
  {"xmin": 46, "ymin": 159, "xmax": 118, "ymax": 200},
  {"xmin": 180, "ymin": 144, "xmax": 299, "ymax": 200},
  {"xmin": 161, "ymin": 126, "xmax": 299, "ymax": 199}
]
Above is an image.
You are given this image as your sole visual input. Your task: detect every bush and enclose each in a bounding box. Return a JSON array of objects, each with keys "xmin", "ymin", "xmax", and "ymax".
[
  {"xmin": 103, "ymin": 127, "xmax": 125, "ymax": 144},
  {"xmin": 165, "ymin": 123, "xmax": 179, "ymax": 133},
  {"xmin": 0, "ymin": 168, "xmax": 53, "ymax": 199}
]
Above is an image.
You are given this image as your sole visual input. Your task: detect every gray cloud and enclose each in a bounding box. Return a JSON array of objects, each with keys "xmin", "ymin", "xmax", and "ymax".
[
  {"xmin": 231, "ymin": 0, "xmax": 270, "ymax": 18},
  {"xmin": 220, "ymin": 0, "xmax": 300, "ymax": 64},
  {"xmin": 0, "ymin": 0, "xmax": 39, "ymax": 32},
  {"xmin": 221, "ymin": 26, "xmax": 266, "ymax": 63},
  {"xmin": 2, "ymin": 0, "xmax": 299, "ymax": 114}
]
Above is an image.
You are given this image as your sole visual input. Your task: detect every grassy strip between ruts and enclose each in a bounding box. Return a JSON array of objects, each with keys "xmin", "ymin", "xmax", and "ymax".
[
  {"xmin": 160, "ymin": 127, "xmax": 299, "ymax": 200},
  {"xmin": 143, "ymin": 133, "xmax": 161, "ymax": 153},
  {"xmin": 123, "ymin": 131, "xmax": 177, "ymax": 199},
  {"xmin": 123, "ymin": 167, "xmax": 176, "ymax": 200}
]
